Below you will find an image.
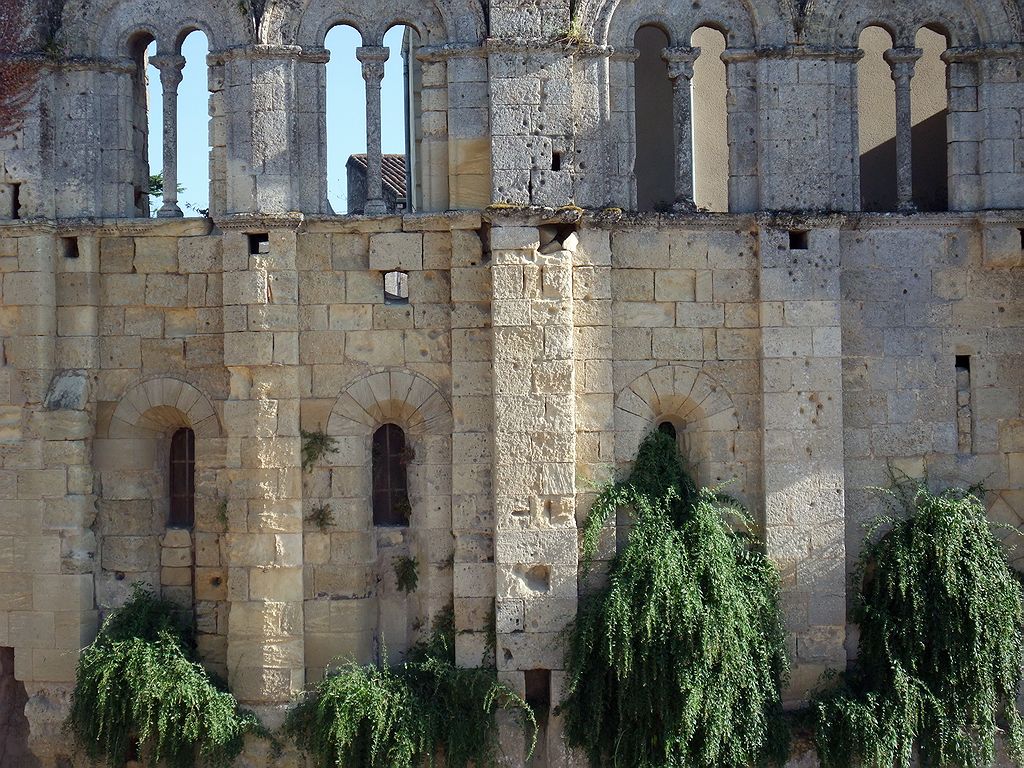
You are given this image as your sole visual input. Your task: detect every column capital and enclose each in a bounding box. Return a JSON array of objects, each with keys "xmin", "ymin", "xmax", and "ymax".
[
  {"xmin": 149, "ymin": 53, "xmax": 186, "ymax": 87},
  {"xmin": 356, "ymin": 45, "xmax": 389, "ymax": 82},
  {"xmin": 884, "ymin": 46, "xmax": 923, "ymax": 79},
  {"xmin": 663, "ymin": 46, "xmax": 701, "ymax": 80}
]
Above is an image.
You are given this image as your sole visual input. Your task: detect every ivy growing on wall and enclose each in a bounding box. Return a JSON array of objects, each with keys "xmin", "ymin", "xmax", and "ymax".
[
  {"xmin": 68, "ymin": 584, "xmax": 263, "ymax": 768},
  {"xmin": 813, "ymin": 480, "xmax": 1024, "ymax": 768},
  {"xmin": 561, "ymin": 430, "xmax": 789, "ymax": 768},
  {"xmin": 285, "ymin": 612, "xmax": 536, "ymax": 768}
]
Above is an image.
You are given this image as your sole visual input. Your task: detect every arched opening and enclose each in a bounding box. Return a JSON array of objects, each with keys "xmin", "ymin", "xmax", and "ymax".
[
  {"xmin": 176, "ymin": 30, "xmax": 211, "ymax": 216},
  {"xmin": 911, "ymin": 26, "xmax": 948, "ymax": 211},
  {"xmin": 383, "ymin": 24, "xmax": 421, "ymax": 213},
  {"xmin": 372, "ymin": 424, "xmax": 411, "ymax": 526},
  {"xmin": 658, "ymin": 420, "xmax": 677, "ymax": 439},
  {"xmin": 633, "ymin": 25, "xmax": 674, "ymax": 212},
  {"xmin": 857, "ymin": 25, "xmax": 897, "ymax": 212},
  {"xmin": 128, "ymin": 33, "xmax": 156, "ymax": 216},
  {"xmin": 168, "ymin": 427, "xmax": 195, "ymax": 528},
  {"xmin": 691, "ymin": 26, "xmax": 728, "ymax": 212},
  {"xmin": 325, "ymin": 24, "xmax": 365, "ymax": 213}
]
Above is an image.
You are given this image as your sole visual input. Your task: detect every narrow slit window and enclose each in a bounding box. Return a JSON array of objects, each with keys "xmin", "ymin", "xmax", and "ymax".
[
  {"xmin": 9, "ymin": 183, "xmax": 20, "ymax": 219},
  {"xmin": 169, "ymin": 427, "xmax": 195, "ymax": 528},
  {"xmin": 524, "ymin": 668, "xmax": 551, "ymax": 714},
  {"xmin": 1018, "ymin": 228, "xmax": 1023, "ymax": 251},
  {"xmin": 955, "ymin": 355, "xmax": 971, "ymax": 454},
  {"xmin": 373, "ymin": 423, "xmax": 411, "ymax": 526},
  {"xmin": 383, "ymin": 270, "xmax": 409, "ymax": 304}
]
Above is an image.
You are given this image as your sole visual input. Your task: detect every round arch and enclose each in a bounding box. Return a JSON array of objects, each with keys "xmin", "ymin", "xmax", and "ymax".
[{"xmin": 107, "ymin": 376, "xmax": 220, "ymax": 438}]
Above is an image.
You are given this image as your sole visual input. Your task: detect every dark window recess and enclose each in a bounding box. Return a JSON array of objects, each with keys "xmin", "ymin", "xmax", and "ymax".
[
  {"xmin": 1018, "ymin": 228, "xmax": 1024, "ymax": 250},
  {"xmin": 169, "ymin": 427, "xmax": 195, "ymax": 528},
  {"xmin": 62, "ymin": 237, "xmax": 79, "ymax": 259},
  {"xmin": 248, "ymin": 232, "xmax": 269, "ymax": 255},
  {"xmin": 658, "ymin": 421, "xmax": 677, "ymax": 439},
  {"xmin": 955, "ymin": 354, "xmax": 972, "ymax": 454},
  {"xmin": 788, "ymin": 230, "xmax": 809, "ymax": 250},
  {"xmin": 955, "ymin": 354, "xmax": 970, "ymax": 372},
  {"xmin": 524, "ymin": 669, "xmax": 551, "ymax": 714},
  {"xmin": 372, "ymin": 423, "xmax": 411, "ymax": 526},
  {"xmin": 9, "ymin": 183, "xmax": 20, "ymax": 219},
  {"xmin": 383, "ymin": 271, "xmax": 410, "ymax": 304},
  {"xmin": 552, "ymin": 151, "xmax": 562, "ymax": 171}
]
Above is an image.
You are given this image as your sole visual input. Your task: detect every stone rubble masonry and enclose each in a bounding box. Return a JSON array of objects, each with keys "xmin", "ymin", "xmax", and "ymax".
[{"xmin": 0, "ymin": 0, "xmax": 1023, "ymax": 765}]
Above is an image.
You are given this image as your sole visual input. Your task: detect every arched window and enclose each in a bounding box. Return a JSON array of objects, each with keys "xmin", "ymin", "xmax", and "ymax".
[
  {"xmin": 858, "ymin": 25, "xmax": 897, "ymax": 211},
  {"xmin": 911, "ymin": 26, "xmax": 948, "ymax": 211},
  {"xmin": 372, "ymin": 424, "xmax": 411, "ymax": 526},
  {"xmin": 168, "ymin": 427, "xmax": 195, "ymax": 528},
  {"xmin": 691, "ymin": 26, "xmax": 728, "ymax": 212},
  {"xmin": 633, "ymin": 25, "xmax": 674, "ymax": 212},
  {"xmin": 658, "ymin": 421, "xmax": 677, "ymax": 439}
]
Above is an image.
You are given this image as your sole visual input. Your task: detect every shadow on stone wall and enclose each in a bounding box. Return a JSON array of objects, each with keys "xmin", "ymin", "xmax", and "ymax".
[{"xmin": 0, "ymin": 648, "xmax": 37, "ymax": 768}]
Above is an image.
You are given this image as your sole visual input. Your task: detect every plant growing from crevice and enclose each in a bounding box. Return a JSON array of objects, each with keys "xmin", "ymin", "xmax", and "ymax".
[
  {"xmin": 560, "ymin": 429, "xmax": 789, "ymax": 768},
  {"xmin": 305, "ymin": 502, "xmax": 335, "ymax": 532},
  {"xmin": 67, "ymin": 583, "xmax": 264, "ymax": 768},
  {"xmin": 284, "ymin": 612, "xmax": 536, "ymax": 768},
  {"xmin": 301, "ymin": 428, "xmax": 338, "ymax": 472},
  {"xmin": 394, "ymin": 555, "xmax": 419, "ymax": 594},
  {"xmin": 812, "ymin": 479, "xmax": 1024, "ymax": 768},
  {"xmin": 216, "ymin": 497, "xmax": 229, "ymax": 529}
]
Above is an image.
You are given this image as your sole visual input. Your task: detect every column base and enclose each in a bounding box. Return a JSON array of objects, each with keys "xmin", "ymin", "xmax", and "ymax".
[
  {"xmin": 672, "ymin": 197, "xmax": 697, "ymax": 213},
  {"xmin": 156, "ymin": 202, "xmax": 184, "ymax": 218},
  {"xmin": 364, "ymin": 198, "xmax": 388, "ymax": 216}
]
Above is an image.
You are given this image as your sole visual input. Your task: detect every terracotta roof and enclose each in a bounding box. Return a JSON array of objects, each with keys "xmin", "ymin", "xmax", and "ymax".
[{"xmin": 347, "ymin": 154, "xmax": 407, "ymax": 200}]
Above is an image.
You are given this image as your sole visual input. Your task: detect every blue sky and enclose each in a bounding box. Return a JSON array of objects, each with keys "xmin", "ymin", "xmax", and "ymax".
[{"xmin": 147, "ymin": 25, "xmax": 409, "ymax": 216}]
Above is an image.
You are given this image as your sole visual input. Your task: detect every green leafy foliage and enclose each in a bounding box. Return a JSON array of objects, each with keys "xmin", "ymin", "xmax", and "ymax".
[
  {"xmin": 812, "ymin": 480, "xmax": 1024, "ymax": 768},
  {"xmin": 68, "ymin": 584, "xmax": 263, "ymax": 768},
  {"xmin": 394, "ymin": 555, "xmax": 419, "ymax": 593},
  {"xmin": 306, "ymin": 502, "xmax": 335, "ymax": 532},
  {"xmin": 301, "ymin": 428, "xmax": 338, "ymax": 472},
  {"xmin": 562, "ymin": 430, "xmax": 789, "ymax": 768},
  {"xmin": 285, "ymin": 614, "xmax": 536, "ymax": 768}
]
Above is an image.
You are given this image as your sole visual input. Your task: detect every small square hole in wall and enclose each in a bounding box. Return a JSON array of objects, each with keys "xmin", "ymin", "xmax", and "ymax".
[
  {"xmin": 248, "ymin": 232, "xmax": 269, "ymax": 255},
  {"xmin": 383, "ymin": 271, "xmax": 409, "ymax": 304},
  {"xmin": 788, "ymin": 230, "xmax": 809, "ymax": 250},
  {"xmin": 62, "ymin": 237, "xmax": 79, "ymax": 259},
  {"xmin": 955, "ymin": 354, "xmax": 971, "ymax": 372}
]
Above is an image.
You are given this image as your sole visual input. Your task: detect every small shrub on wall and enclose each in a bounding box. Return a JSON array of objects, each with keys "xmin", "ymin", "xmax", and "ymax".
[
  {"xmin": 560, "ymin": 430, "xmax": 789, "ymax": 768},
  {"xmin": 67, "ymin": 584, "xmax": 263, "ymax": 768},
  {"xmin": 813, "ymin": 481, "xmax": 1024, "ymax": 768},
  {"xmin": 284, "ymin": 613, "xmax": 536, "ymax": 768}
]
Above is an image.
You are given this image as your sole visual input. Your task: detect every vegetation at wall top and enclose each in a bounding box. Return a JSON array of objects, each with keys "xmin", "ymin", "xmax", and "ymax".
[
  {"xmin": 812, "ymin": 480, "xmax": 1024, "ymax": 768},
  {"xmin": 67, "ymin": 584, "xmax": 263, "ymax": 768},
  {"xmin": 284, "ymin": 611, "xmax": 537, "ymax": 768},
  {"xmin": 561, "ymin": 429, "xmax": 789, "ymax": 768}
]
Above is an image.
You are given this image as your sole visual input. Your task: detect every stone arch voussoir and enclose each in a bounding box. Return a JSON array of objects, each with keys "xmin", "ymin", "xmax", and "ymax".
[{"xmin": 108, "ymin": 377, "xmax": 220, "ymax": 438}]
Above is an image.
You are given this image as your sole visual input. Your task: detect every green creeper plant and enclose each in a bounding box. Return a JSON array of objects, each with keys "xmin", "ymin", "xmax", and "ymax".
[
  {"xmin": 394, "ymin": 555, "xmax": 419, "ymax": 594},
  {"xmin": 561, "ymin": 430, "xmax": 789, "ymax": 768},
  {"xmin": 812, "ymin": 480, "xmax": 1024, "ymax": 768},
  {"xmin": 301, "ymin": 428, "xmax": 338, "ymax": 472},
  {"xmin": 67, "ymin": 584, "xmax": 263, "ymax": 768},
  {"xmin": 285, "ymin": 612, "xmax": 536, "ymax": 768},
  {"xmin": 306, "ymin": 501, "xmax": 335, "ymax": 532}
]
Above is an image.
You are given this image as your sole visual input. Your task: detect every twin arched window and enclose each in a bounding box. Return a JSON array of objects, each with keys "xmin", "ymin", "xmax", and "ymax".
[{"xmin": 372, "ymin": 424, "xmax": 411, "ymax": 526}]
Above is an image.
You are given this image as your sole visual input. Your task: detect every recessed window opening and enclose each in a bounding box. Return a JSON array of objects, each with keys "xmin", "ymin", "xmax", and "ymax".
[
  {"xmin": 1018, "ymin": 228, "xmax": 1024, "ymax": 250},
  {"xmin": 955, "ymin": 354, "xmax": 970, "ymax": 372},
  {"xmin": 789, "ymin": 230, "xmax": 809, "ymax": 250},
  {"xmin": 691, "ymin": 26, "xmax": 728, "ymax": 212},
  {"xmin": 633, "ymin": 25, "xmax": 674, "ymax": 212},
  {"xmin": 169, "ymin": 427, "xmax": 195, "ymax": 528},
  {"xmin": 326, "ymin": 24, "xmax": 366, "ymax": 214},
  {"xmin": 911, "ymin": 26, "xmax": 948, "ymax": 212},
  {"xmin": 9, "ymin": 182, "xmax": 20, "ymax": 219},
  {"xmin": 552, "ymin": 151, "xmax": 562, "ymax": 171},
  {"xmin": 129, "ymin": 34, "xmax": 156, "ymax": 217},
  {"xmin": 524, "ymin": 669, "xmax": 551, "ymax": 714},
  {"xmin": 858, "ymin": 26, "xmax": 897, "ymax": 212},
  {"xmin": 248, "ymin": 232, "xmax": 269, "ymax": 255},
  {"xmin": 658, "ymin": 421, "xmax": 678, "ymax": 439},
  {"xmin": 62, "ymin": 237, "xmax": 79, "ymax": 259},
  {"xmin": 383, "ymin": 270, "xmax": 409, "ymax": 304},
  {"xmin": 383, "ymin": 24, "xmax": 420, "ymax": 213},
  {"xmin": 176, "ymin": 30, "xmax": 212, "ymax": 217},
  {"xmin": 373, "ymin": 423, "xmax": 411, "ymax": 526}
]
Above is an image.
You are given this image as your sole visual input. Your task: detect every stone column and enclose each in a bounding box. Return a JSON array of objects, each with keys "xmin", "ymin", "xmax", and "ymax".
[
  {"xmin": 221, "ymin": 221, "xmax": 304, "ymax": 715},
  {"xmin": 883, "ymin": 47, "xmax": 922, "ymax": 213},
  {"xmin": 150, "ymin": 54, "xmax": 186, "ymax": 218},
  {"xmin": 663, "ymin": 47, "xmax": 701, "ymax": 212},
  {"xmin": 490, "ymin": 223, "xmax": 579, "ymax": 763},
  {"xmin": 356, "ymin": 47, "xmax": 390, "ymax": 216},
  {"xmin": 721, "ymin": 49, "xmax": 759, "ymax": 213}
]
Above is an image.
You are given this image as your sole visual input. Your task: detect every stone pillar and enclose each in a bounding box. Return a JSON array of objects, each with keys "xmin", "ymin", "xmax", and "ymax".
[
  {"xmin": 150, "ymin": 54, "xmax": 186, "ymax": 218},
  {"xmin": 758, "ymin": 223, "xmax": 846, "ymax": 703},
  {"xmin": 221, "ymin": 221, "xmax": 304, "ymax": 713},
  {"xmin": 883, "ymin": 47, "xmax": 922, "ymax": 214},
  {"xmin": 941, "ymin": 50, "xmax": 983, "ymax": 212},
  {"xmin": 356, "ymin": 47, "xmax": 389, "ymax": 216},
  {"xmin": 444, "ymin": 49, "xmax": 490, "ymax": 210},
  {"xmin": 721, "ymin": 49, "xmax": 759, "ymax": 213},
  {"xmin": 663, "ymin": 47, "xmax": 700, "ymax": 212},
  {"xmin": 293, "ymin": 47, "xmax": 331, "ymax": 215},
  {"xmin": 490, "ymin": 223, "xmax": 579, "ymax": 763}
]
